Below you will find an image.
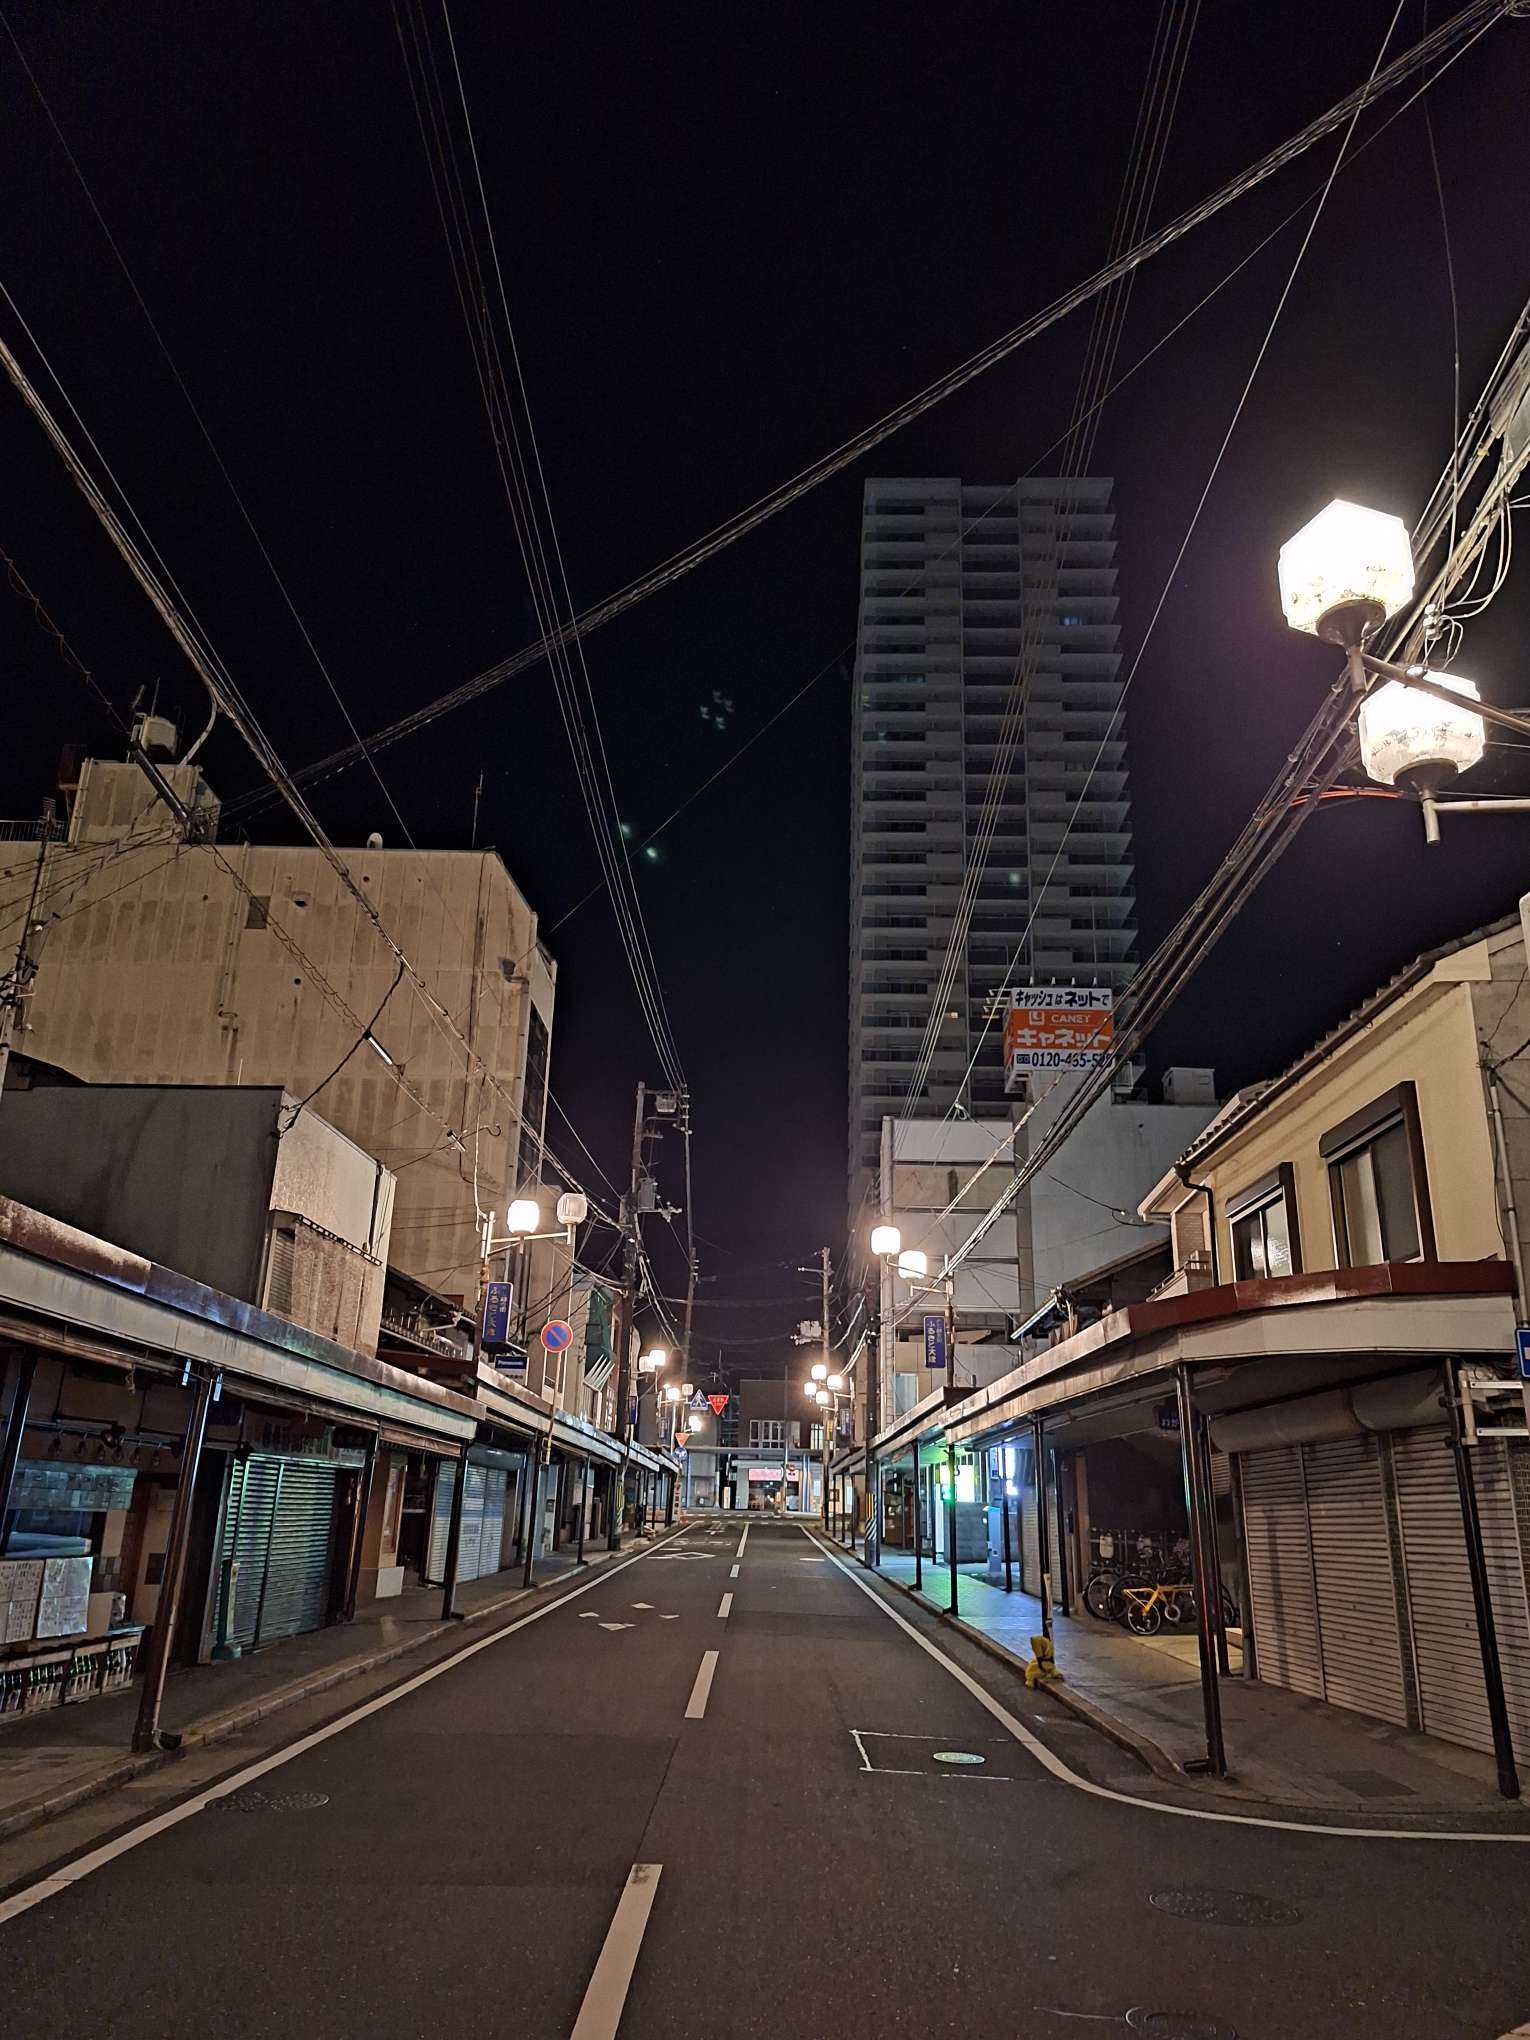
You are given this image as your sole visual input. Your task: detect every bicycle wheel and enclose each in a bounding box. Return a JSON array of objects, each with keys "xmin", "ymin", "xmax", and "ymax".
[
  {"xmin": 1125, "ymin": 1597, "xmax": 1163, "ymax": 1637},
  {"xmin": 1220, "ymin": 1584, "xmax": 1239, "ymax": 1627},
  {"xmin": 1083, "ymin": 1572, "xmax": 1118, "ymax": 1621},
  {"xmin": 1161, "ymin": 1590, "xmax": 1191, "ymax": 1626}
]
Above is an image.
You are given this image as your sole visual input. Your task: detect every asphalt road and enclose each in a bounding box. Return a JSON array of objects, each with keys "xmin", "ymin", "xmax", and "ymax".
[{"xmin": 3, "ymin": 1515, "xmax": 1530, "ymax": 2039}]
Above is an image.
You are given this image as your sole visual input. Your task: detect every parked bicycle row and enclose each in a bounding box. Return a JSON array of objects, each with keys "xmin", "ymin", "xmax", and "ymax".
[{"xmin": 1082, "ymin": 1530, "xmax": 1236, "ymax": 1635}]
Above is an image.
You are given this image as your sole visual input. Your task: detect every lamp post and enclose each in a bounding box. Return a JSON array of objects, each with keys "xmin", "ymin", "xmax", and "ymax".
[
  {"xmin": 1278, "ymin": 496, "xmax": 1530, "ymax": 839},
  {"xmin": 869, "ymin": 1223, "xmax": 959, "ymax": 1593},
  {"xmin": 804, "ymin": 1369, "xmax": 846, "ymax": 1529}
]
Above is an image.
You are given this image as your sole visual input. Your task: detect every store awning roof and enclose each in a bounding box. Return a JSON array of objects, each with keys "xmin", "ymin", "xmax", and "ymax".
[{"xmin": 944, "ymin": 1261, "xmax": 1516, "ymax": 1451}]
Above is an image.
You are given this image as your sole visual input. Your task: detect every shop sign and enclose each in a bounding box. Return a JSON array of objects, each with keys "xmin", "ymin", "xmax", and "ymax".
[
  {"xmin": 481, "ymin": 1281, "xmax": 513, "ymax": 1348},
  {"xmin": 747, "ymin": 1464, "xmax": 800, "ymax": 1483},
  {"xmin": 494, "ymin": 1348, "xmax": 529, "ymax": 1379},
  {"xmin": 1004, "ymin": 985, "xmax": 1114, "ymax": 1087},
  {"xmin": 923, "ymin": 1314, "xmax": 948, "ymax": 1371},
  {"xmin": 1154, "ymin": 1399, "xmax": 1181, "ymax": 1434}
]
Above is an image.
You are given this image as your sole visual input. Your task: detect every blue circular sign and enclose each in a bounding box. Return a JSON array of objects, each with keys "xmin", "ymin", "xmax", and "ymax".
[{"xmin": 541, "ymin": 1319, "xmax": 573, "ymax": 1352}]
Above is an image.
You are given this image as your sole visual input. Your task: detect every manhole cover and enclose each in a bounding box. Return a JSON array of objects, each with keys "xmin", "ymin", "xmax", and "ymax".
[
  {"xmin": 932, "ymin": 1750, "xmax": 987, "ymax": 1766},
  {"xmin": 1126, "ymin": 2013, "xmax": 1238, "ymax": 2039},
  {"xmin": 207, "ymin": 1789, "xmax": 330, "ymax": 1812},
  {"xmin": 1149, "ymin": 1888, "xmax": 1300, "ymax": 1927}
]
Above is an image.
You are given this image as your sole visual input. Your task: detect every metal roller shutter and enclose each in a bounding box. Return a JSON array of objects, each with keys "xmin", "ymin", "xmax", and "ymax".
[
  {"xmin": 1478, "ymin": 1441, "xmax": 1530, "ymax": 1757},
  {"xmin": 1020, "ymin": 1447, "xmax": 1040, "ymax": 1596},
  {"xmin": 255, "ymin": 1462, "xmax": 340, "ymax": 1645},
  {"xmin": 1240, "ymin": 1445, "xmax": 1324, "ymax": 1700},
  {"xmin": 479, "ymin": 1469, "xmax": 508, "ymax": 1579},
  {"xmin": 1303, "ymin": 1435, "xmax": 1408, "ymax": 1726},
  {"xmin": 425, "ymin": 1460, "xmax": 454, "ymax": 1585},
  {"xmin": 214, "ymin": 1456, "xmax": 280, "ymax": 1654},
  {"xmin": 1392, "ymin": 1427, "xmax": 1495, "ymax": 1753},
  {"xmin": 456, "ymin": 1464, "xmax": 488, "ymax": 1582}
]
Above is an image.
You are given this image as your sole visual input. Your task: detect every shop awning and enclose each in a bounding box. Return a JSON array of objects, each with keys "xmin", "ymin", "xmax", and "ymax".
[{"xmin": 943, "ymin": 1262, "xmax": 1516, "ymax": 1453}]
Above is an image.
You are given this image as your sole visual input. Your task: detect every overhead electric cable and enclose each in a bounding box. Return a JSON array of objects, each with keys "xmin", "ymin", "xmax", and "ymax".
[{"xmin": 224, "ymin": 0, "xmax": 1511, "ymax": 813}]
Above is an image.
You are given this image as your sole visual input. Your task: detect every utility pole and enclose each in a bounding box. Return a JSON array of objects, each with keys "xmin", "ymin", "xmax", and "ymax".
[
  {"xmin": 608, "ymin": 1081, "xmax": 647, "ymax": 1550},
  {"xmin": 819, "ymin": 1247, "xmax": 832, "ymax": 1523},
  {"xmin": 0, "ymin": 798, "xmax": 54, "ymax": 1106}
]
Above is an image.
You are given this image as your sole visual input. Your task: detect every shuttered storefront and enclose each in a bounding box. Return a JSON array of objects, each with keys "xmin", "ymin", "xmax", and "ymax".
[
  {"xmin": 1242, "ymin": 1426, "xmax": 1530, "ymax": 1757},
  {"xmin": 1240, "ymin": 1446, "xmax": 1324, "ymax": 1700},
  {"xmin": 1020, "ymin": 1446, "xmax": 1041, "ymax": 1597},
  {"xmin": 210, "ymin": 1455, "xmax": 341, "ymax": 1655},
  {"xmin": 424, "ymin": 1455, "xmax": 515, "ymax": 1586}
]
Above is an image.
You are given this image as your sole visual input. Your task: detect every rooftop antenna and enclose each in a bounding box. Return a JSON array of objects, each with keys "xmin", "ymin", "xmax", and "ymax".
[{"xmin": 471, "ymin": 768, "xmax": 485, "ymax": 848}]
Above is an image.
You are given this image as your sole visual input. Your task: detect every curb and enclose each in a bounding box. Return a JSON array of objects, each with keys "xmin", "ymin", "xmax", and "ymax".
[{"xmin": 0, "ymin": 1532, "xmax": 678, "ymax": 1844}]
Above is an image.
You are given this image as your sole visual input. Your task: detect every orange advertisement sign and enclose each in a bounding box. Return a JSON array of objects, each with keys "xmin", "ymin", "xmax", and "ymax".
[{"xmin": 1004, "ymin": 986, "xmax": 1114, "ymax": 1084}]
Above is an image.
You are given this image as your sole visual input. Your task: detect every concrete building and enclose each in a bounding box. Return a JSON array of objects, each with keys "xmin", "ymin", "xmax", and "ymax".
[
  {"xmin": 869, "ymin": 1080, "xmax": 1218, "ymax": 1432},
  {"xmin": 0, "ymin": 1081, "xmax": 394, "ymax": 1355},
  {"xmin": 848, "ymin": 476, "xmax": 1135, "ymax": 1215},
  {"xmin": 0, "ymin": 747, "xmax": 555, "ymax": 1318}
]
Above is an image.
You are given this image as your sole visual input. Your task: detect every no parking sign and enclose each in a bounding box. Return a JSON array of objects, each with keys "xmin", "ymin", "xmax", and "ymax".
[{"xmin": 541, "ymin": 1319, "xmax": 573, "ymax": 1354}]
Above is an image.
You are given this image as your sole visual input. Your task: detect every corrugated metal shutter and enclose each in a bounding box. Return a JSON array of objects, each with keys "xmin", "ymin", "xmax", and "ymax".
[
  {"xmin": 425, "ymin": 1459, "xmax": 454, "ymax": 1584},
  {"xmin": 1484, "ymin": 1440, "xmax": 1530, "ymax": 1757},
  {"xmin": 214, "ymin": 1457, "xmax": 279, "ymax": 1654},
  {"xmin": 479, "ymin": 1469, "xmax": 508, "ymax": 1578},
  {"xmin": 254, "ymin": 1462, "xmax": 339, "ymax": 1645},
  {"xmin": 1240, "ymin": 1445, "xmax": 1324, "ymax": 1700},
  {"xmin": 1303, "ymin": 1435, "xmax": 1408, "ymax": 1726},
  {"xmin": 1392, "ymin": 1427, "xmax": 1496, "ymax": 1753},
  {"xmin": 456, "ymin": 1464, "xmax": 488, "ymax": 1582},
  {"xmin": 1021, "ymin": 1460, "xmax": 1040, "ymax": 1596}
]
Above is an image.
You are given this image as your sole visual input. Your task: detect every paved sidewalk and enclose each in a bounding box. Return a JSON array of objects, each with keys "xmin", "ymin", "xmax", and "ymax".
[
  {"xmin": 0, "ymin": 1531, "xmax": 665, "ymax": 1840},
  {"xmin": 833, "ymin": 1536, "xmax": 1517, "ymax": 1816}
]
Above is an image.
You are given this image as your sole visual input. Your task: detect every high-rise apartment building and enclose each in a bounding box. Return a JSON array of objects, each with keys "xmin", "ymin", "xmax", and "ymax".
[{"xmin": 849, "ymin": 476, "xmax": 1136, "ymax": 1215}]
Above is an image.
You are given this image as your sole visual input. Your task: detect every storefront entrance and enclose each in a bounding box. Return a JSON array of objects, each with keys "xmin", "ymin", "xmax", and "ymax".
[{"xmin": 201, "ymin": 1451, "xmax": 354, "ymax": 1657}]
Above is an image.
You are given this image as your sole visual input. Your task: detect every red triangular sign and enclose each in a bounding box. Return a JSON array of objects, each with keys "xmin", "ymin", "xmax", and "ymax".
[{"xmin": 707, "ymin": 1393, "xmax": 730, "ymax": 1416}]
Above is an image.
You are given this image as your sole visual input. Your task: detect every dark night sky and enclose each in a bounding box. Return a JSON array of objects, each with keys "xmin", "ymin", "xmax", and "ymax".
[{"xmin": 1, "ymin": 3, "xmax": 1527, "ymax": 1366}]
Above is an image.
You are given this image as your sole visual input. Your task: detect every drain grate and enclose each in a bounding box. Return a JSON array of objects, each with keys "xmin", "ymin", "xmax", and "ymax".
[
  {"xmin": 207, "ymin": 1788, "xmax": 330, "ymax": 1812},
  {"xmin": 933, "ymin": 1751, "xmax": 986, "ymax": 1766},
  {"xmin": 1126, "ymin": 2013, "xmax": 1238, "ymax": 2039},
  {"xmin": 1150, "ymin": 1888, "xmax": 1300, "ymax": 1927}
]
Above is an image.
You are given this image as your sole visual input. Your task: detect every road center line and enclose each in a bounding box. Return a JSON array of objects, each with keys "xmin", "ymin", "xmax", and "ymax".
[
  {"xmin": 729, "ymin": 1563, "xmax": 739, "ymax": 1578},
  {"xmin": 570, "ymin": 1862, "xmax": 663, "ymax": 2040},
  {"xmin": 799, "ymin": 1525, "xmax": 1530, "ymax": 1846},
  {"xmin": 685, "ymin": 1649, "xmax": 720, "ymax": 1720},
  {"xmin": 717, "ymin": 1592, "xmax": 733, "ymax": 1619},
  {"xmin": 0, "ymin": 1528, "xmax": 688, "ymax": 1926},
  {"xmin": 735, "ymin": 1525, "xmax": 748, "ymax": 1558}
]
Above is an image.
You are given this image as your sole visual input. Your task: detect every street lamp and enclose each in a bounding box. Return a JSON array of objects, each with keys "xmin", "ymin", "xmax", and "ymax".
[
  {"xmin": 811, "ymin": 1361, "xmax": 828, "ymax": 1383},
  {"xmin": 869, "ymin": 1223, "xmax": 901, "ymax": 1259},
  {"xmin": 1276, "ymin": 497, "xmax": 1530, "ymax": 842},
  {"xmin": 505, "ymin": 1198, "xmax": 541, "ymax": 1235}
]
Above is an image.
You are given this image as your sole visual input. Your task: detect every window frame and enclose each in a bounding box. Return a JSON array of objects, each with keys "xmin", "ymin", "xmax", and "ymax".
[
  {"xmin": 1226, "ymin": 1163, "xmax": 1302, "ymax": 1281},
  {"xmin": 1319, "ymin": 1081, "xmax": 1436, "ymax": 1267}
]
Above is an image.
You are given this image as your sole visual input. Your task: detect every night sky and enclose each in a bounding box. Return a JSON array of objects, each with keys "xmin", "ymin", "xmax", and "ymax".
[{"xmin": 1, "ymin": 4, "xmax": 1527, "ymax": 1372}]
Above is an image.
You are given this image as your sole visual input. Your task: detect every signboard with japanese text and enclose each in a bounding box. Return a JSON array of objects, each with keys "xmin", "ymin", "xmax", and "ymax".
[
  {"xmin": 707, "ymin": 1393, "xmax": 730, "ymax": 1416},
  {"xmin": 1004, "ymin": 985, "xmax": 1114, "ymax": 1088},
  {"xmin": 923, "ymin": 1313, "xmax": 948, "ymax": 1372},
  {"xmin": 481, "ymin": 1281, "xmax": 513, "ymax": 1348}
]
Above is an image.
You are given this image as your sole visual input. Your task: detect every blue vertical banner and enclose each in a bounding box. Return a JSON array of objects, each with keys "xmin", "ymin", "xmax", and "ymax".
[
  {"xmin": 481, "ymin": 1281, "xmax": 513, "ymax": 1347},
  {"xmin": 923, "ymin": 1312, "xmax": 948, "ymax": 1372}
]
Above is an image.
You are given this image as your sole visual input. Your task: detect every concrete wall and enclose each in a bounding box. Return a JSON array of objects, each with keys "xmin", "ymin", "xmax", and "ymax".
[
  {"xmin": 0, "ymin": 1083, "xmax": 394, "ymax": 1353},
  {"xmin": 0, "ymin": 1084, "xmax": 278, "ymax": 1301},
  {"xmin": 0, "ymin": 766, "xmax": 551, "ymax": 1311}
]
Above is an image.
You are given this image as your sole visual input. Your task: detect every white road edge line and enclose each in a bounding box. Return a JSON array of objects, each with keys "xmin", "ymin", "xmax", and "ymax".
[
  {"xmin": 570, "ymin": 1862, "xmax": 663, "ymax": 2040},
  {"xmin": 717, "ymin": 1592, "xmax": 733, "ymax": 1620},
  {"xmin": 735, "ymin": 1525, "xmax": 748, "ymax": 1558},
  {"xmin": 799, "ymin": 1526, "xmax": 1530, "ymax": 1846},
  {"xmin": 685, "ymin": 1649, "xmax": 720, "ymax": 1720},
  {"xmin": 729, "ymin": 1563, "xmax": 740, "ymax": 1579},
  {"xmin": 0, "ymin": 1529, "xmax": 689, "ymax": 1927}
]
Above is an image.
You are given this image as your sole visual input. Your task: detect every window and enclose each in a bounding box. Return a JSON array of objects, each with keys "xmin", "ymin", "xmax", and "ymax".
[
  {"xmin": 810, "ymin": 1424, "xmax": 825, "ymax": 1451},
  {"xmin": 749, "ymin": 1419, "xmax": 785, "ymax": 1449},
  {"xmin": 245, "ymin": 894, "xmax": 270, "ymax": 930},
  {"xmin": 1320, "ymin": 1082, "xmax": 1434, "ymax": 1268},
  {"xmin": 1228, "ymin": 1165, "xmax": 1300, "ymax": 1280}
]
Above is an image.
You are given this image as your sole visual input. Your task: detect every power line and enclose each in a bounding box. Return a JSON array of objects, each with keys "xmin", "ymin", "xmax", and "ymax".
[{"xmin": 225, "ymin": 0, "xmax": 1510, "ymax": 813}]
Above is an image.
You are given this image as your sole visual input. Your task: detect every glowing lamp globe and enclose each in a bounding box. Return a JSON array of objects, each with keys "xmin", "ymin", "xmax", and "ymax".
[
  {"xmin": 804, "ymin": 1381, "xmax": 821, "ymax": 1399},
  {"xmin": 896, "ymin": 1248, "xmax": 929, "ymax": 1281},
  {"xmin": 556, "ymin": 1191, "xmax": 588, "ymax": 1227},
  {"xmin": 870, "ymin": 1224, "xmax": 902, "ymax": 1259},
  {"xmin": 826, "ymin": 1374, "xmax": 844, "ymax": 1393},
  {"xmin": 815, "ymin": 1388, "xmax": 831, "ymax": 1406},
  {"xmin": 1278, "ymin": 499, "xmax": 1414, "ymax": 646},
  {"xmin": 811, "ymin": 1362, "xmax": 828, "ymax": 1382},
  {"xmin": 506, "ymin": 1198, "xmax": 541, "ymax": 1235},
  {"xmin": 1358, "ymin": 672, "xmax": 1486, "ymax": 793}
]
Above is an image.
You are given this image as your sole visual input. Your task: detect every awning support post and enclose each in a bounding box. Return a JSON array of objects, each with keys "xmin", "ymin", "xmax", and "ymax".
[
  {"xmin": 132, "ymin": 1369, "xmax": 216, "ymax": 1753},
  {"xmin": 1033, "ymin": 1418, "xmax": 1053, "ymax": 1643},
  {"xmin": 946, "ymin": 1439, "xmax": 959, "ymax": 1618},
  {"xmin": 441, "ymin": 1450, "xmax": 469, "ymax": 1621},
  {"xmin": 578, "ymin": 1459, "xmax": 589, "ymax": 1564},
  {"xmin": 524, "ymin": 1438, "xmax": 549, "ymax": 1587},
  {"xmin": 0, "ymin": 1351, "xmax": 37, "ymax": 1556},
  {"xmin": 1446, "ymin": 1357, "xmax": 1521, "ymax": 1799},
  {"xmin": 1194, "ymin": 1412, "xmax": 1231, "ymax": 1676},
  {"xmin": 1175, "ymin": 1363, "xmax": 1226, "ymax": 1777}
]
